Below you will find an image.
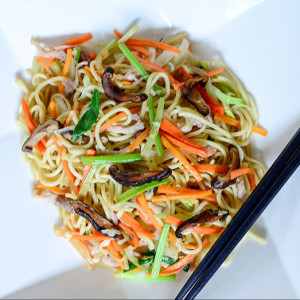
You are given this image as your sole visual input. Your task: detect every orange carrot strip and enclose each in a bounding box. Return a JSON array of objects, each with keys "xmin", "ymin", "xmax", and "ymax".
[
  {"xmin": 120, "ymin": 80, "xmax": 132, "ymax": 86},
  {"xmin": 36, "ymin": 56, "xmax": 54, "ymax": 63},
  {"xmin": 126, "ymin": 39, "xmax": 181, "ymax": 54},
  {"xmin": 69, "ymin": 234, "xmax": 109, "ymax": 241},
  {"xmin": 161, "ymin": 131, "xmax": 208, "ymax": 157},
  {"xmin": 84, "ymin": 66, "xmax": 92, "ymax": 73},
  {"xmin": 113, "ymin": 29, "xmax": 123, "ymax": 38},
  {"xmin": 111, "ymin": 240, "xmax": 124, "ymax": 255},
  {"xmin": 35, "ymin": 182, "xmax": 69, "ymax": 195},
  {"xmin": 52, "ymin": 136, "xmax": 79, "ymax": 194},
  {"xmin": 97, "ymin": 107, "xmax": 141, "ymax": 135},
  {"xmin": 188, "ymin": 227, "xmax": 224, "ymax": 234},
  {"xmin": 231, "ymin": 167, "xmax": 256, "ymax": 190},
  {"xmin": 101, "ymin": 50, "xmax": 106, "ymax": 59},
  {"xmin": 182, "ymin": 242, "xmax": 198, "ymax": 250},
  {"xmin": 120, "ymin": 212, "xmax": 156, "ymax": 240},
  {"xmin": 160, "ymin": 119, "xmax": 214, "ymax": 154},
  {"xmin": 81, "ymin": 240, "xmax": 94, "ymax": 258},
  {"xmin": 214, "ymin": 113, "xmax": 268, "ymax": 136},
  {"xmin": 44, "ymin": 57, "xmax": 55, "ymax": 73},
  {"xmin": 180, "ymin": 67, "xmax": 193, "ymax": 79},
  {"xmin": 132, "ymin": 53, "xmax": 179, "ymax": 84},
  {"xmin": 58, "ymin": 48, "xmax": 73, "ymax": 94},
  {"xmin": 50, "ymin": 101, "xmax": 57, "ymax": 119},
  {"xmin": 251, "ymin": 125, "xmax": 268, "ymax": 137},
  {"xmin": 159, "ymin": 239, "xmax": 210, "ymax": 275},
  {"xmin": 193, "ymin": 164, "xmax": 230, "ymax": 174},
  {"xmin": 107, "ymin": 243, "xmax": 122, "ymax": 260},
  {"xmin": 174, "ymin": 82, "xmax": 185, "ymax": 90},
  {"xmin": 161, "ymin": 136, "xmax": 202, "ymax": 182},
  {"xmin": 21, "ymin": 98, "xmax": 46, "ymax": 153},
  {"xmin": 64, "ymin": 111, "xmax": 73, "ymax": 127},
  {"xmin": 61, "ymin": 33, "xmax": 93, "ymax": 46},
  {"xmin": 152, "ymin": 190, "xmax": 214, "ymax": 203},
  {"xmin": 88, "ymin": 51, "xmax": 96, "ymax": 60},
  {"xmin": 198, "ymin": 87, "xmax": 225, "ymax": 115},
  {"xmin": 136, "ymin": 193, "xmax": 162, "ymax": 233},
  {"xmin": 165, "ymin": 215, "xmax": 183, "ymax": 227},
  {"xmin": 137, "ymin": 209, "xmax": 155, "ymax": 230},
  {"xmin": 203, "ymin": 68, "xmax": 224, "ymax": 77},
  {"xmin": 128, "ymin": 127, "xmax": 151, "ymax": 152},
  {"xmin": 80, "ymin": 149, "xmax": 96, "ymax": 189},
  {"xmin": 129, "ymin": 45, "xmax": 150, "ymax": 57},
  {"xmin": 119, "ymin": 222, "xmax": 139, "ymax": 249}
]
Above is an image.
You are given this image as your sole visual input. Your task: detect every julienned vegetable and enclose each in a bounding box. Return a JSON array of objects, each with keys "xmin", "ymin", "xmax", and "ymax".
[
  {"xmin": 151, "ymin": 224, "xmax": 171, "ymax": 278},
  {"xmin": 81, "ymin": 153, "xmax": 142, "ymax": 166},
  {"xmin": 142, "ymin": 97, "xmax": 165, "ymax": 156},
  {"xmin": 117, "ymin": 24, "xmax": 140, "ymax": 44},
  {"xmin": 118, "ymin": 43, "xmax": 163, "ymax": 96},
  {"xmin": 74, "ymin": 47, "xmax": 81, "ymax": 63},
  {"xmin": 116, "ymin": 178, "xmax": 169, "ymax": 203},
  {"xmin": 115, "ymin": 271, "xmax": 176, "ymax": 281},
  {"xmin": 72, "ymin": 89, "xmax": 100, "ymax": 142}
]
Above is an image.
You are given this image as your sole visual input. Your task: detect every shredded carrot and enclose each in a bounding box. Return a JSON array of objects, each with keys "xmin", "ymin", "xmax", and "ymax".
[
  {"xmin": 61, "ymin": 33, "xmax": 93, "ymax": 46},
  {"xmin": 193, "ymin": 164, "xmax": 230, "ymax": 174},
  {"xmin": 231, "ymin": 167, "xmax": 256, "ymax": 190},
  {"xmin": 188, "ymin": 227, "xmax": 224, "ymax": 234},
  {"xmin": 81, "ymin": 240, "xmax": 94, "ymax": 258},
  {"xmin": 107, "ymin": 242, "xmax": 123, "ymax": 268},
  {"xmin": 58, "ymin": 48, "xmax": 73, "ymax": 94},
  {"xmin": 88, "ymin": 51, "xmax": 97, "ymax": 60},
  {"xmin": 84, "ymin": 66, "xmax": 92, "ymax": 73},
  {"xmin": 126, "ymin": 39, "xmax": 181, "ymax": 54},
  {"xmin": 214, "ymin": 113, "xmax": 268, "ymax": 136},
  {"xmin": 165, "ymin": 215, "xmax": 182, "ymax": 227},
  {"xmin": 111, "ymin": 240, "xmax": 124, "ymax": 255},
  {"xmin": 52, "ymin": 136, "xmax": 79, "ymax": 194},
  {"xmin": 132, "ymin": 52, "xmax": 179, "ymax": 84},
  {"xmin": 152, "ymin": 190, "xmax": 213, "ymax": 203},
  {"xmin": 180, "ymin": 67, "xmax": 193, "ymax": 79},
  {"xmin": 159, "ymin": 239, "xmax": 210, "ymax": 275},
  {"xmin": 35, "ymin": 182, "xmax": 69, "ymax": 195},
  {"xmin": 36, "ymin": 56, "xmax": 54, "ymax": 63},
  {"xmin": 198, "ymin": 87, "xmax": 225, "ymax": 115},
  {"xmin": 120, "ymin": 80, "xmax": 133, "ymax": 86},
  {"xmin": 203, "ymin": 68, "xmax": 224, "ymax": 77},
  {"xmin": 136, "ymin": 193, "xmax": 162, "ymax": 233},
  {"xmin": 120, "ymin": 212, "xmax": 156, "ymax": 240},
  {"xmin": 160, "ymin": 119, "xmax": 214, "ymax": 154},
  {"xmin": 119, "ymin": 222, "xmax": 139, "ymax": 249},
  {"xmin": 137, "ymin": 209, "xmax": 155, "ymax": 230},
  {"xmin": 57, "ymin": 229, "xmax": 109, "ymax": 241},
  {"xmin": 202, "ymin": 194, "xmax": 217, "ymax": 202},
  {"xmin": 50, "ymin": 101, "xmax": 57, "ymax": 119},
  {"xmin": 44, "ymin": 57, "xmax": 55, "ymax": 73},
  {"xmin": 101, "ymin": 50, "xmax": 106, "ymax": 59},
  {"xmin": 161, "ymin": 136, "xmax": 202, "ymax": 182},
  {"xmin": 128, "ymin": 127, "xmax": 151, "ymax": 152},
  {"xmin": 174, "ymin": 82, "xmax": 185, "ymax": 90},
  {"xmin": 64, "ymin": 111, "xmax": 73, "ymax": 127},
  {"xmin": 80, "ymin": 149, "xmax": 96, "ymax": 189},
  {"xmin": 161, "ymin": 131, "xmax": 208, "ymax": 157},
  {"xmin": 113, "ymin": 29, "xmax": 122, "ymax": 38},
  {"xmin": 96, "ymin": 107, "xmax": 141, "ymax": 135},
  {"xmin": 21, "ymin": 98, "xmax": 46, "ymax": 153}
]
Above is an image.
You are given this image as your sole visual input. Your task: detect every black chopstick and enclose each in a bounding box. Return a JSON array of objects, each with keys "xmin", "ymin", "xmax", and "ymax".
[{"xmin": 176, "ymin": 128, "xmax": 300, "ymax": 300}]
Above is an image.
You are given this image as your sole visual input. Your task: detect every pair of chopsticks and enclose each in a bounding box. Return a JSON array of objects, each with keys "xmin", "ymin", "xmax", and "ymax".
[{"xmin": 176, "ymin": 128, "xmax": 300, "ymax": 299}]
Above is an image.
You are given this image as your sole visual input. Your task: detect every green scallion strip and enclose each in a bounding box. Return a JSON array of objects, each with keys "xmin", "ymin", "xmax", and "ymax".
[
  {"xmin": 200, "ymin": 61, "xmax": 208, "ymax": 71},
  {"xmin": 218, "ymin": 82, "xmax": 232, "ymax": 94},
  {"xmin": 178, "ymin": 200, "xmax": 194, "ymax": 212},
  {"xmin": 151, "ymin": 224, "xmax": 171, "ymax": 279},
  {"xmin": 148, "ymin": 95, "xmax": 164, "ymax": 157},
  {"xmin": 118, "ymin": 43, "xmax": 164, "ymax": 96},
  {"xmin": 74, "ymin": 47, "xmax": 81, "ymax": 63},
  {"xmin": 213, "ymin": 86, "xmax": 245, "ymax": 105},
  {"xmin": 153, "ymin": 213, "xmax": 168, "ymax": 219},
  {"xmin": 115, "ymin": 271, "xmax": 176, "ymax": 281},
  {"xmin": 117, "ymin": 24, "xmax": 139, "ymax": 44},
  {"xmin": 97, "ymin": 39, "xmax": 118, "ymax": 61},
  {"xmin": 81, "ymin": 153, "xmax": 141, "ymax": 166},
  {"xmin": 174, "ymin": 214, "xmax": 190, "ymax": 221},
  {"xmin": 117, "ymin": 178, "xmax": 169, "ymax": 203},
  {"xmin": 78, "ymin": 165, "xmax": 98, "ymax": 197},
  {"xmin": 142, "ymin": 97, "xmax": 165, "ymax": 156}
]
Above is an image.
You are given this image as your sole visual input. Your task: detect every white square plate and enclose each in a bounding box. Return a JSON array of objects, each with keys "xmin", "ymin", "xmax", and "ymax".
[{"xmin": 1, "ymin": 0, "xmax": 299, "ymax": 298}]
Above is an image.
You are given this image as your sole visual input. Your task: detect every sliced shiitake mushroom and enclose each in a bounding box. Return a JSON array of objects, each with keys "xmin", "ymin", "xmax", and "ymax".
[
  {"xmin": 211, "ymin": 145, "xmax": 240, "ymax": 189},
  {"xmin": 109, "ymin": 165, "xmax": 172, "ymax": 187},
  {"xmin": 182, "ymin": 76, "xmax": 210, "ymax": 116},
  {"xmin": 175, "ymin": 209, "xmax": 229, "ymax": 238},
  {"xmin": 72, "ymin": 201, "xmax": 123, "ymax": 239},
  {"xmin": 22, "ymin": 119, "xmax": 63, "ymax": 153},
  {"xmin": 102, "ymin": 67, "xmax": 148, "ymax": 103}
]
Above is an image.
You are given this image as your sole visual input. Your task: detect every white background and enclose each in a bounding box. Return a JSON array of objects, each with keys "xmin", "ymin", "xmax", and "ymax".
[{"xmin": 0, "ymin": 0, "xmax": 299, "ymax": 298}]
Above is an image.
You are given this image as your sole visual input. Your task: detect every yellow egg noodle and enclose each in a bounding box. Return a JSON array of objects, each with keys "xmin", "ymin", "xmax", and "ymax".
[{"xmin": 17, "ymin": 27, "xmax": 267, "ymax": 278}]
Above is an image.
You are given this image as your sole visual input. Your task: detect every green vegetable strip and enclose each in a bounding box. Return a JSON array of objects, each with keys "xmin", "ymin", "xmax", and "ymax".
[
  {"xmin": 178, "ymin": 200, "xmax": 194, "ymax": 212},
  {"xmin": 148, "ymin": 95, "xmax": 164, "ymax": 157},
  {"xmin": 78, "ymin": 165, "xmax": 98, "ymax": 197},
  {"xmin": 115, "ymin": 271, "xmax": 176, "ymax": 281},
  {"xmin": 151, "ymin": 224, "xmax": 171, "ymax": 279},
  {"xmin": 218, "ymin": 82, "xmax": 232, "ymax": 94},
  {"xmin": 200, "ymin": 61, "xmax": 208, "ymax": 71},
  {"xmin": 117, "ymin": 24, "xmax": 139, "ymax": 44},
  {"xmin": 142, "ymin": 97, "xmax": 165, "ymax": 156},
  {"xmin": 81, "ymin": 153, "xmax": 141, "ymax": 166},
  {"xmin": 118, "ymin": 43, "xmax": 163, "ymax": 95},
  {"xmin": 153, "ymin": 213, "xmax": 190, "ymax": 221},
  {"xmin": 117, "ymin": 178, "xmax": 168, "ymax": 203},
  {"xmin": 97, "ymin": 39, "xmax": 117, "ymax": 60},
  {"xmin": 72, "ymin": 89, "xmax": 100, "ymax": 142},
  {"xmin": 213, "ymin": 86, "xmax": 245, "ymax": 105},
  {"xmin": 74, "ymin": 47, "xmax": 81, "ymax": 63},
  {"xmin": 153, "ymin": 213, "xmax": 168, "ymax": 219}
]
